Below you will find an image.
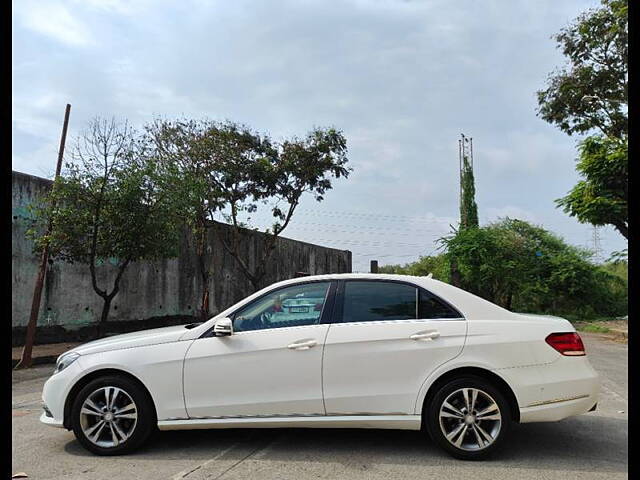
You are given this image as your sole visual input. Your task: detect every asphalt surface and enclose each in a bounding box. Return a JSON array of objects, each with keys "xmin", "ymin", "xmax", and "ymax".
[{"xmin": 12, "ymin": 333, "xmax": 628, "ymax": 480}]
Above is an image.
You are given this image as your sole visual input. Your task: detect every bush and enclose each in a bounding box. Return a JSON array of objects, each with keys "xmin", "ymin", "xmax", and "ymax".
[{"xmin": 381, "ymin": 218, "xmax": 627, "ymax": 319}]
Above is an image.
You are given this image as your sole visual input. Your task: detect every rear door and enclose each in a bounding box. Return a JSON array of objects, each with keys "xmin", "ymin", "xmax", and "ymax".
[{"xmin": 322, "ymin": 280, "xmax": 467, "ymax": 415}]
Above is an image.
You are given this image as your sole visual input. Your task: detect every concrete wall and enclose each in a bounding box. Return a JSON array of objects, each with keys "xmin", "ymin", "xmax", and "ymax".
[{"xmin": 12, "ymin": 171, "xmax": 351, "ymax": 344}]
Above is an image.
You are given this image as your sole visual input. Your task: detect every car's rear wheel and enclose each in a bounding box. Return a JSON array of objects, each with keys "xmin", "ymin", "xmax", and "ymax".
[
  {"xmin": 425, "ymin": 376, "xmax": 512, "ymax": 460},
  {"xmin": 71, "ymin": 375, "xmax": 155, "ymax": 455}
]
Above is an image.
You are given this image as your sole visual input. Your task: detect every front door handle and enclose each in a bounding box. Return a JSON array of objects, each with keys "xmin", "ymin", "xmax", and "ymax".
[
  {"xmin": 410, "ymin": 331, "xmax": 440, "ymax": 341},
  {"xmin": 287, "ymin": 340, "xmax": 318, "ymax": 350}
]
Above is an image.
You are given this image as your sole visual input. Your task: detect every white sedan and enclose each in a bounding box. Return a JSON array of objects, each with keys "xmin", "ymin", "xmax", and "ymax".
[{"xmin": 41, "ymin": 273, "xmax": 599, "ymax": 460}]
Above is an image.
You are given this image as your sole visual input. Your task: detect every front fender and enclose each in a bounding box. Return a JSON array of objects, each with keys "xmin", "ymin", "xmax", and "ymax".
[{"xmin": 65, "ymin": 340, "xmax": 193, "ymax": 422}]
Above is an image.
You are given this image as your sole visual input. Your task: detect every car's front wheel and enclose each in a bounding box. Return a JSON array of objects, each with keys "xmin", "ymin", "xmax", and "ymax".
[
  {"xmin": 425, "ymin": 376, "xmax": 512, "ymax": 460},
  {"xmin": 70, "ymin": 375, "xmax": 155, "ymax": 455}
]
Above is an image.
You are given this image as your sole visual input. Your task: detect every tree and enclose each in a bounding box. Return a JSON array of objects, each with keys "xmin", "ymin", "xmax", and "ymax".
[
  {"xmin": 378, "ymin": 254, "xmax": 449, "ymax": 280},
  {"xmin": 556, "ymin": 135, "xmax": 628, "ymax": 238},
  {"xmin": 536, "ymin": 0, "xmax": 627, "ymax": 139},
  {"xmin": 218, "ymin": 127, "xmax": 350, "ymax": 291},
  {"xmin": 536, "ymin": 0, "xmax": 627, "ymax": 239},
  {"xmin": 450, "ymin": 147, "xmax": 479, "ymax": 288},
  {"xmin": 439, "ymin": 218, "xmax": 626, "ymax": 317},
  {"xmin": 147, "ymin": 119, "xmax": 350, "ymax": 298},
  {"xmin": 460, "ymin": 154, "xmax": 479, "ymax": 230},
  {"xmin": 143, "ymin": 119, "xmax": 255, "ymax": 320},
  {"xmin": 29, "ymin": 118, "xmax": 184, "ymax": 334}
]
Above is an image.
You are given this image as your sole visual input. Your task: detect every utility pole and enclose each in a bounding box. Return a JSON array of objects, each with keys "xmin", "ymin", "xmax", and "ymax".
[
  {"xmin": 459, "ymin": 133, "xmax": 477, "ymax": 229},
  {"xmin": 15, "ymin": 104, "xmax": 71, "ymax": 369},
  {"xmin": 591, "ymin": 225, "xmax": 603, "ymax": 264},
  {"xmin": 451, "ymin": 133, "xmax": 477, "ymax": 287}
]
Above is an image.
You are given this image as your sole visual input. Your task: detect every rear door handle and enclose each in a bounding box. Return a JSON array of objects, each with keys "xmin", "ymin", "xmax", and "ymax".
[
  {"xmin": 410, "ymin": 331, "xmax": 440, "ymax": 341},
  {"xmin": 287, "ymin": 340, "xmax": 317, "ymax": 350}
]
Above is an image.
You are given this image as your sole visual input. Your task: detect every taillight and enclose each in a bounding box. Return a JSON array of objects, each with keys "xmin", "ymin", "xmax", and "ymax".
[{"xmin": 545, "ymin": 332, "xmax": 586, "ymax": 356}]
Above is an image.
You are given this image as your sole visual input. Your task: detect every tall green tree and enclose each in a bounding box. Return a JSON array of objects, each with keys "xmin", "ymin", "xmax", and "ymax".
[
  {"xmin": 460, "ymin": 154, "xmax": 479, "ymax": 230},
  {"xmin": 145, "ymin": 119, "xmax": 273, "ymax": 319},
  {"xmin": 29, "ymin": 118, "xmax": 184, "ymax": 332},
  {"xmin": 218, "ymin": 127, "xmax": 350, "ymax": 292},
  {"xmin": 536, "ymin": 0, "xmax": 627, "ymax": 139},
  {"xmin": 451, "ymin": 145, "xmax": 479, "ymax": 288},
  {"xmin": 537, "ymin": 0, "xmax": 627, "ymax": 238},
  {"xmin": 556, "ymin": 136, "xmax": 628, "ymax": 238},
  {"xmin": 148, "ymin": 119, "xmax": 351, "ymax": 296}
]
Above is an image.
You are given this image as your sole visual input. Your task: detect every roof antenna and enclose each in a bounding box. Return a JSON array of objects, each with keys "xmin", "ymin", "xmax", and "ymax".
[{"xmin": 427, "ymin": 273, "xmax": 433, "ymax": 279}]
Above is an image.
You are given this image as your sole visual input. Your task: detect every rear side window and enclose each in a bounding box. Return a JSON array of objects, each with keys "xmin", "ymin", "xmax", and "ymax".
[
  {"xmin": 342, "ymin": 281, "xmax": 416, "ymax": 322},
  {"xmin": 419, "ymin": 289, "xmax": 461, "ymax": 319}
]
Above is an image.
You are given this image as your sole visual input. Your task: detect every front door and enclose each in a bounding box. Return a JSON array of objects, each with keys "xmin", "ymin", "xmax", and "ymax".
[
  {"xmin": 322, "ymin": 280, "xmax": 467, "ymax": 415},
  {"xmin": 183, "ymin": 281, "xmax": 334, "ymax": 418}
]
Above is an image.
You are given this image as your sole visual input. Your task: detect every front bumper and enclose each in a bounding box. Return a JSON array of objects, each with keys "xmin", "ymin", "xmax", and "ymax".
[
  {"xmin": 40, "ymin": 411, "xmax": 64, "ymax": 428},
  {"xmin": 40, "ymin": 357, "xmax": 84, "ymax": 429}
]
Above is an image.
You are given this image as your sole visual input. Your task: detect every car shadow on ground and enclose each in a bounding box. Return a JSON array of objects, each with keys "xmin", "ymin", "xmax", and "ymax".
[{"xmin": 63, "ymin": 415, "xmax": 627, "ymax": 474}]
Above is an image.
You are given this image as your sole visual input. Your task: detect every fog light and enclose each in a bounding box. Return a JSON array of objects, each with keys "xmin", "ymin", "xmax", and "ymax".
[{"xmin": 42, "ymin": 404, "xmax": 53, "ymax": 418}]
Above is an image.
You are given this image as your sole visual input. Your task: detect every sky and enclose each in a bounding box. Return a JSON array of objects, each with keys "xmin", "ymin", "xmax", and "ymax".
[{"xmin": 12, "ymin": 0, "xmax": 626, "ymax": 272}]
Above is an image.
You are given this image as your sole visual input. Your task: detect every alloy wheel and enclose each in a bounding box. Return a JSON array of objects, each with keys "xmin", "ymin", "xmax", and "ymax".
[
  {"xmin": 438, "ymin": 387, "xmax": 502, "ymax": 451},
  {"xmin": 79, "ymin": 386, "xmax": 138, "ymax": 448}
]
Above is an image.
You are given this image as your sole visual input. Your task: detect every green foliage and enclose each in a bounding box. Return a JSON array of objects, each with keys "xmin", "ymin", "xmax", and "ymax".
[
  {"xmin": 221, "ymin": 125, "xmax": 351, "ymax": 290},
  {"xmin": 536, "ymin": 0, "xmax": 628, "ymax": 139},
  {"xmin": 147, "ymin": 118, "xmax": 351, "ymax": 291},
  {"xmin": 606, "ymin": 248, "xmax": 628, "ymax": 264},
  {"xmin": 28, "ymin": 118, "xmax": 185, "ymax": 324},
  {"xmin": 145, "ymin": 118, "xmax": 280, "ymax": 316},
  {"xmin": 436, "ymin": 218, "xmax": 627, "ymax": 318},
  {"xmin": 460, "ymin": 155, "xmax": 478, "ymax": 229},
  {"xmin": 33, "ymin": 131, "xmax": 183, "ymax": 265},
  {"xmin": 378, "ymin": 254, "xmax": 449, "ymax": 281},
  {"xmin": 537, "ymin": 0, "xmax": 628, "ymax": 240},
  {"xmin": 33, "ymin": 161, "xmax": 182, "ymax": 266},
  {"xmin": 556, "ymin": 135, "xmax": 628, "ymax": 238},
  {"xmin": 578, "ymin": 323, "xmax": 611, "ymax": 334}
]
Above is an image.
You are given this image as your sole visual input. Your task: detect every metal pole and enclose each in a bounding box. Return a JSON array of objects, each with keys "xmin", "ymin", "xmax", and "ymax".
[
  {"xmin": 15, "ymin": 104, "xmax": 71, "ymax": 369},
  {"xmin": 370, "ymin": 260, "xmax": 378, "ymax": 274},
  {"xmin": 458, "ymin": 137, "xmax": 462, "ymax": 208}
]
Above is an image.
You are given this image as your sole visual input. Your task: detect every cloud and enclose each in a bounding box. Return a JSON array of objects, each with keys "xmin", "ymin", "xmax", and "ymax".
[
  {"xmin": 15, "ymin": 1, "xmax": 93, "ymax": 47},
  {"xmin": 11, "ymin": 0, "xmax": 626, "ymax": 271}
]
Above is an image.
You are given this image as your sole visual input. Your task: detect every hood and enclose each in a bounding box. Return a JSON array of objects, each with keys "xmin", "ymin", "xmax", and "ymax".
[{"xmin": 69, "ymin": 324, "xmax": 192, "ymax": 357}]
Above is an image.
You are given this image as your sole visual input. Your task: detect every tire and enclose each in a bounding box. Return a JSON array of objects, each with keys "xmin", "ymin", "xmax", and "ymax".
[
  {"xmin": 70, "ymin": 375, "xmax": 156, "ymax": 456},
  {"xmin": 424, "ymin": 375, "xmax": 512, "ymax": 460}
]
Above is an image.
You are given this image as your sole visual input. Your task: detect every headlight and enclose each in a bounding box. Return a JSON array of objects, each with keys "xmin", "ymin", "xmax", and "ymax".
[{"xmin": 54, "ymin": 352, "xmax": 80, "ymax": 374}]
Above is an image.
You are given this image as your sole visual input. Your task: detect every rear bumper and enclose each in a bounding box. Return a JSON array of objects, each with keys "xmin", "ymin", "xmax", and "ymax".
[
  {"xmin": 519, "ymin": 393, "xmax": 598, "ymax": 423},
  {"xmin": 497, "ymin": 355, "xmax": 600, "ymax": 423}
]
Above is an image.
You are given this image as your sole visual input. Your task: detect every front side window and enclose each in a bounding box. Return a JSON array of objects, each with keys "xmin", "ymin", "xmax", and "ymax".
[
  {"xmin": 233, "ymin": 282, "xmax": 331, "ymax": 332},
  {"xmin": 342, "ymin": 281, "xmax": 417, "ymax": 323}
]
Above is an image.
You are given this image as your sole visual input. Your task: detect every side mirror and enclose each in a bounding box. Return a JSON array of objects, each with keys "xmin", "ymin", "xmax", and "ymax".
[{"xmin": 213, "ymin": 317, "xmax": 233, "ymax": 337}]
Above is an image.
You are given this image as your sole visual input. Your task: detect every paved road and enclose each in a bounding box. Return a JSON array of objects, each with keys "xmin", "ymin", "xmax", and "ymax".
[{"xmin": 12, "ymin": 334, "xmax": 627, "ymax": 480}]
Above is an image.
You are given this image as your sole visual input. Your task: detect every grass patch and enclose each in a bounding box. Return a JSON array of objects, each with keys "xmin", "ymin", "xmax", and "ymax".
[{"xmin": 577, "ymin": 323, "xmax": 611, "ymax": 334}]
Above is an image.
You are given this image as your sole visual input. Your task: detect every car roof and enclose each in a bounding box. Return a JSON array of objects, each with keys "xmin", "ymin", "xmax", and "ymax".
[{"xmin": 239, "ymin": 273, "xmax": 515, "ymax": 321}]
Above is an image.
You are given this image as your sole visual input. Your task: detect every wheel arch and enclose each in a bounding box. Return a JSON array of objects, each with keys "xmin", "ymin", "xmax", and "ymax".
[
  {"xmin": 419, "ymin": 366, "xmax": 520, "ymax": 424},
  {"xmin": 62, "ymin": 368, "xmax": 158, "ymax": 430}
]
